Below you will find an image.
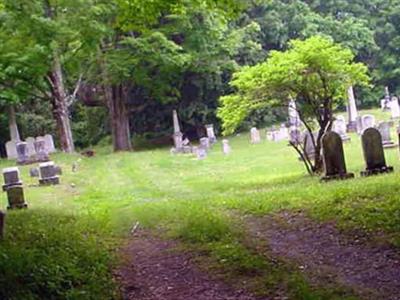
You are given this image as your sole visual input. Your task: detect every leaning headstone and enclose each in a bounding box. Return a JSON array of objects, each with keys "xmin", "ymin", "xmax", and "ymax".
[
  {"xmin": 16, "ymin": 142, "xmax": 30, "ymax": 165},
  {"xmin": 222, "ymin": 139, "xmax": 231, "ymax": 155},
  {"xmin": 34, "ymin": 137, "xmax": 50, "ymax": 162},
  {"xmin": 6, "ymin": 186, "xmax": 28, "ymax": 209},
  {"xmin": 205, "ymin": 124, "xmax": 217, "ymax": 144},
  {"xmin": 0, "ymin": 211, "xmax": 5, "ymax": 239},
  {"xmin": 5, "ymin": 141, "xmax": 17, "ymax": 160},
  {"xmin": 361, "ymin": 115, "xmax": 376, "ymax": 132},
  {"xmin": 378, "ymin": 122, "xmax": 397, "ymax": 148},
  {"xmin": 2, "ymin": 167, "xmax": 22, "ymax": 192},
  {"xmin": 361, "ymin": 128, "xmax": 394, "ymax": 176},
  {"xmin": 332, "ymin": 115, "xmax": 350, "ymax": 142},
  {"xmin": 321, "ymin": 131, "xmax": 354, "ymax": 181},
  {"xmin": 390, "ymin": 96, "xmax": 400, "ymax": 119},
  {"xmin": 250, "ymin": 128, "xmax": 261, "ymax": 144},
  {"xmin": 39, "ymin": 161, "xmax": 60, "ymax": 186},
  {"xmin": 26, "ymin": 137, "xmax": 36, "ymax": 158},
  {"xmin": 44, "ymin": 134, "xmax": 56, "ymax": 153}
]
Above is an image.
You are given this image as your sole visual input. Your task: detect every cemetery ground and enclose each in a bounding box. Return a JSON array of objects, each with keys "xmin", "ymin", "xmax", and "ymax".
[{"xmin": 1, "ymin": 110, "xmax": 400, "ymax": 299}]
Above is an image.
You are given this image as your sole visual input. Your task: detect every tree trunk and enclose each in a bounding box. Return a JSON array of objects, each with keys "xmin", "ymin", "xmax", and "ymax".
[
  {"xmin": 48, "ymin": 54, "xmax": 75, "ymax": 153},
  {"xmin": 106, "ymin": 84, "xmax": 132, "ymax": 152},
  {"xmin": 8, "ymin": 106, "xmax": 21, "ymax": 142}
]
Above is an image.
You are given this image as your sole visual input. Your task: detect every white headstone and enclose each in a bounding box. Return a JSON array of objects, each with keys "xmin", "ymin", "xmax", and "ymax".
[
  {"xmin": 196, "ymin": 147, "xmax": 207, "ymax": 160},
  {"xmin": 5, "ymin": 141, "xmax": 17, "ymax": 160},
  {"xmin": 390, "ymin": 96, "xmax": 400, "ymax": 119},
  {"xmin": 199, "ymin": 137, "xmax": 210, "ymax": 150},
  {"xmin": 222, "ymin": 139, "xmax": 231, "ymax": 155},
  {"xmin": 347, "ymin": 86, "xmax": 358, "ymax": 131},
  {"xmin": 26, "ymin": 137, "xmax": 36, "ymax": 157},
  {"xmin": 44, "ymin": 134, "xmax": 56, "ymax": 153},
  {"xmin": 333, "ymin": 115, "xmax": 350, "ymax": 141},
  {"xmin": 361, "ymin": 115, "xmax": 376, "ymax": 131},
  {"xmin": 205, "ymin": 125, "xmax": 217, "ymax": 144},
  {"xmin": 250, "ymin": 128, "xmax": 261, "ymax": 144}
]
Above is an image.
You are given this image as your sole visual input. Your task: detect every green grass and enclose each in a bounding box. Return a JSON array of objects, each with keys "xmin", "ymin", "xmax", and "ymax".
[{"xmin": 0, "ymin": 108, "xmax": 399, "ymax": 299}]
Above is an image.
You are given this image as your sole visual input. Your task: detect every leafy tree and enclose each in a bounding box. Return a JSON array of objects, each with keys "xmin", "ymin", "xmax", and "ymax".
[{"xmin": 218, "ymin": 36, "xmax": 370, "ymax": 174}]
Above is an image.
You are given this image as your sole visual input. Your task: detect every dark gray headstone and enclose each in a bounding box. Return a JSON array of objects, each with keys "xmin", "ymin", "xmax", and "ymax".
[
  {"xmin": 0, "ymin": 211, "xmax": 5, "ymax": 239},
  {"xmin": 361, "ymin": 128, "xmax": 393, "ymax": 176},
  {"xmin": 16, "ymin": 142, "xmax": 29, "ymax": 165},
  {"xmin": 6, "ymin": 186, "xmax": 28, "ymax": 209},
  {"xmin": 39, "ymin": 162, "xmax": 60, "ymax": 186},
  {"xmin": 321, "ymin": 131, "xmax": 354, "ymax": 181},
  {"xmin": 2, "ymin": 167, "xmax": 22, "ymax": 191}
]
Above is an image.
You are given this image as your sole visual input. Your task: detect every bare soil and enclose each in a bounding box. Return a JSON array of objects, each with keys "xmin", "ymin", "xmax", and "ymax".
[
  {"xmin": 245, "ymin": 211, "xmax": 400, "ymax": 300},
  {"xmin": 116, "ymin": 230, "xmax": 266, "ymax": 300}
]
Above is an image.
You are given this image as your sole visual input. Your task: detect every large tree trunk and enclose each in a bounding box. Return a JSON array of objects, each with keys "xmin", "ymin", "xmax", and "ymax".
[
  {"xmin": 8, "ymin": 106, "xmax": 21, "ymax": 142},
  {"xmin": 48, "ymin": 54, "xmax": 75, "ymax": 153},
  {"xmin": 106, "ymin": 84, "xmax": 132, "ymax": 152}
]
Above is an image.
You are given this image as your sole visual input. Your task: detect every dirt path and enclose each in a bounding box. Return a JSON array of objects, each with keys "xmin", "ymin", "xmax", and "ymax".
[
  {"xmin": 116, "ymin": 231, "xmax": 265, "ymax": 300},
  {"xmin": 246, "ymin": 211, "xmax": 400, "ymax": 300}
]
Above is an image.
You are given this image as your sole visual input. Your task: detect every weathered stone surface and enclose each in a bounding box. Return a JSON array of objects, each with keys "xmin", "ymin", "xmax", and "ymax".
[
  {"xmin": 321, "ymin": 131, "xmax": 354, "ymax": 181},
  {"xmin": 205, "ymin": 124, "xmax": 217, "ymax": 144},
  {"xmin": 302, "ymin": 132, "xmax": 317, "ymax": 161},
  {"xmin": 34, "ymin": 138, "xmax": 50, "ymax": 162},
  {"xmin": 16, "ymin": 142, "xmax": 30, "ymax": 165},
  {"xmin": 333, "ymin": 115, "xmax": 350, "ymax": 142},
  {"xmin": 222, "ymin": 139, "xmax": 231, "ymax": 155},
  {"xmin": 378, "ymin": 122, "xmax": 397, "ymax": 148},
  {"xmin": 390, "ymin": 96, "xmax": 400, "ymax": 119},
  {"xmin": 288, "ymin": 99, "xmax": 301, "ymax": 127},
  {"xmin": 44, "ymin": 134, "xmax": 56, "ymax": 153},
  {"xmin": 361, "ymin": 115, "xmax": 376, "ymax": 132},
  {"xmin": 361, "ymin": 128, "xmax": 393, "ymax": 176},
  {"xmin": 199, "ymin": 137, "xmax": 210, "ymax": 150},
  {"xmin": 39, "ymin": 162, "xmax": 60, "ymax": 186},
  {"xmin": 196, "ymin": 147, "xmax": 207, "ymax": 160},
  {"xmin": 5, "ymin": 141, "xmax": 17, "ymax": 160},
  {"xmin": 26, "ymin": 137, "xmax": 36, "ymax": 157},
  {"xmin": 6, "ymin": 186, "xmax": 28, "ymax": 209},
  {"xmin": 289, "ymin": 126, "xmax": 301, "ymax": 145},
  {"xmin": 2, "ymin": 167, "xmax": 22, "ymax": 191},
  {"xmin": 347, "ymin": 86, "xmax": 358, "ymax": 132},
  {"xmin": 250, "ymin": 128, "xmax": 261, "ymax": 144},
  {"xmin": 30, "ymin": 167, "xmax": 39, "ymax": 177}
]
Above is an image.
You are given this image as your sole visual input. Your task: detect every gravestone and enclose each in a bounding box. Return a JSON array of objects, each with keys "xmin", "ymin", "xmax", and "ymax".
[
  {"xmin": 44, "ymin": 134, "xmax": 56, "ymax": 153},
  {"xmin": 0, "ymin": 211, "xmax": 5, "ymax": 239},
  {"xmin": 332, "ymin": 115, "xmax": 350, "ymax": 142},
  {"xmin": 199, "ymin": 137, "xmax": 210, "ymax": 150},
  {"xmin": 34, "ymin": 138, "xmax": 50, "ymax": 162},
  {"xmin": 26, "ymin": 137, "xmax": 36, "ymax": 158},
  {"xmin": 205, "ymin": 124, "xmax": 217, "ymax": 144},
  {"xmin": 39, "ymin": 161, "xmax": 60, "ymax": 185},
  {"xmin": 289, "ymin": 126, "xmax": 301, "ymax": 145},
  {"xmin": 172, "ymin": 110, "xmax": 183, "ymax": 152},
  {"xmin": 6, "ymin": 186, "xmax": 28, "ymax": 209},
  {"xmin": 5, "ymin": 141, "xmax": 17, "ymax": 160},
  {"xmin": 250, "ymin": 128, "xmax": 261, "ymax": 144},
  {"xmin": 361, "ymin": 115, "xmax": 376, "ymax": 132},
  {"xmin": 361, "ymin": 128, "xmax": 393, "ymax": 176},
  {"xmin": 302, "ymin": 132, "xmax": 317, "ymax": 161},
  {"xmin": 30, "ymin": 167, "xmax": 39, "ymax": 177},
  {"xmin": 16, "ymin": 142, "xmax": 30, "ymax": 165},
  {"xmin": 222, "ymin": 139, "xmax": 231, "ymax": 155},
  {"xmin": 347, "ymin": 86, "xmax": 359, "ymax": 132},
  {"xmin": 266, "ymin": 130, "xmax": 274, "ymax": 141},
  {"xmin": 390, "ymin": 96, "xmax": 400, "ymax": 119},
  {"xmin": 321, "ymin": 131, "xmax": 354, "ymax": 181},
  {"xmin": 377, "ymin": 122, "xmax": 397, "ymax": 148},
  {"xmin": 196, "ymin": 147, "xmax": 207, "ymax": 160},
  {"xmin": 2, "ymin": 167, "xmax": 22, "ymax": 191}
]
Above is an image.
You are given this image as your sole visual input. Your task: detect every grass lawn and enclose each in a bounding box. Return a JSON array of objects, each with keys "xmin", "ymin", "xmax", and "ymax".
[{"xmin": 0, "ymin": 109, "xmax": 399, "ymax": 299}]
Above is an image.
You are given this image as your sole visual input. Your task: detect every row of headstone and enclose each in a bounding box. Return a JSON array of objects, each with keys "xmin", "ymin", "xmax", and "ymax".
[
  {"xmin": 1, "ymin": 162, "xmax": 61, "ymax": 210},
  {"xmin": 6, "ymin": 135, "xmax": 55, "ymax": 162},
  {"xmin": 321, "ymin": 129, "xmax": 393, "ymax": 181}
]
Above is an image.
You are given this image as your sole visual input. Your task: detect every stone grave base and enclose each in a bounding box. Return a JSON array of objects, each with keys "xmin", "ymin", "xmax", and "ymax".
[
  {"xmin": 361, "ymin": 166, "xmax": 394, "ymax": 177},
  {"xmin": 383, "ymin": 142, "xmax": 398, "ymax": 149},
  {"xmin": 8, "ymin": 203, "xmax": 28, "ymax": 210},
  {"xmin": 321, "ymin": 173, "xmax": 354, "ymax": 182},
  {"xmin": 17, "ymin": 158, "xmax": 38, "ymax": 166},
  {"xmin": 2, "ymin": 182, "xmax": 22, "ymax": 192},
  {"xmin": 39, "ymin": 176, "xmax": 60, "ymax": 186}
]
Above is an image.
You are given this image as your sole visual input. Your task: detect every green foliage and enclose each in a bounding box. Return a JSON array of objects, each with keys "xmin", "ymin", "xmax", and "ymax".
[{"xmin": 219, "ymin": 36, "xmax": 370, "ymax": 135}]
